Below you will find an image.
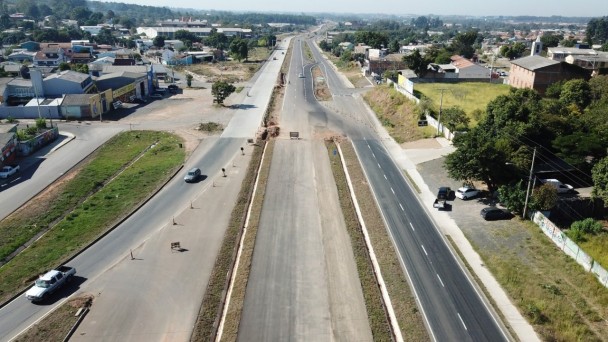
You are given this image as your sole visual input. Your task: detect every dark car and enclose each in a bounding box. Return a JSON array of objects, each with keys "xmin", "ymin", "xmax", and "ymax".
[
  {"xmin": 184, "ymin": 167, "xmax": 201, "ymax": 183},
  {"xmin": 480, "ymin": 207, "xmax": 512, "ymax": 221},
  {"xmin": 437, "ymin": 187, "xmax": 451, "ymax": 200},
  {"xmin": 168, "ymin": 84, "xmax": 179, "ymax": 90}
]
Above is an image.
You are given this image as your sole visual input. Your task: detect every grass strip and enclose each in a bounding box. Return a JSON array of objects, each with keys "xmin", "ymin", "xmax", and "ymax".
[
  {"xmin": 0, "ymin": 131, "xmax": 164, "ymax": 263},
  {"xmin": 219, "ymin": 140, "xmax": 274, "ymax": 341},
  {"xmin": 474, "ymin": 221, "xmax": 608, "ymax": 341},
  {"xmin": 340, "ymin": 141, "xmax": 430, "ymax": 341},
  {"xmin": 327, "ymin": 141, "xmax": 393, "ymax": 341},
  {"xmin": 0, "ymin": 131, "xmax": 185, "ymax": 304},
  {"xmin": 190, "ymin": 141, "xmax": 266, "ymax": 342},
  {"xmin": 13, "ymin": 294, "xmax": 93, "ymax": 342}
]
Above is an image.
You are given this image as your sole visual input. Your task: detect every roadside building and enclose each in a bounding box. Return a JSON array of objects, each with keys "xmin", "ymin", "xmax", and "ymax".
[{"xmin": 509, "ymin": 55, "xmax": 590, "ymax": 94}]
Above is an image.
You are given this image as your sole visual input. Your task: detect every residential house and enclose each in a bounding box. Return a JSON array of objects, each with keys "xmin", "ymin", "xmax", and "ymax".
[
  {"xmin": 509, "ymin": 55, "xmax": 590, "ymax": 94},
  {"xmin": 34, "ymin": 47, "xmax": 67, "ymax": 67},
  {"xmin": 338, "ymin": 42, "xmax": 354, "ymax": 51},
  {"xmin": 7, "ymin": 50, "xmax": 36, "ymax": 63},
  {"xmin": 136, "ymin": 27, "xmax": 250, "ymax": 39}
]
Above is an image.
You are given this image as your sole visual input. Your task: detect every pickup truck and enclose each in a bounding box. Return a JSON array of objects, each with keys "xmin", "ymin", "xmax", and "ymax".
[
  {"xmin": 25, "ymin": 266, "xmax": 76, "ymax": 302},
  {"xmin": 0, "ymin": 165, "xmax": 19, "ymax": 178}
]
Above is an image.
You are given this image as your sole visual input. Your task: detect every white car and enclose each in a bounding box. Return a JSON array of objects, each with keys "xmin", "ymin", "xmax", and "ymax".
[
  {"xmin": 455, "ymin": 186, "xmax": 480, "ymax": 200},
  {"xmin": 298, "ymin": 73, "xmax": 305, "ymax": 78}
]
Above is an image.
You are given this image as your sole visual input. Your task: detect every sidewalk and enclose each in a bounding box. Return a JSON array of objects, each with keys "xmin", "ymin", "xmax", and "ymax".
[{"xmin": 359, "ymin": 99, "xmax": 539, "ymax": 341}]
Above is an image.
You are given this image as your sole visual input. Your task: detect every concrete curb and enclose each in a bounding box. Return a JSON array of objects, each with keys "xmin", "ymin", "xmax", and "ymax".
[
  {"xmin": 357, "ymin": 96, "xmax": 539, "ymax": 340},
  {"xmin": 337, "ymin": 143, "xmax": 404, "ymax": 342}
]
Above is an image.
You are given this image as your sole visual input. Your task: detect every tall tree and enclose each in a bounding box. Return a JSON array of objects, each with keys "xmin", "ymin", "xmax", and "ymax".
[
  {"xmin": 402, "ymin": 49, "xmax": 430, "ymax": 77},
  {"xmin": 592, "ymin": 157, "xmax": 608, "ymax": 204},
  {"xmin": 211, "ymin": 81, "xmax": 236, "ymax": 105}
]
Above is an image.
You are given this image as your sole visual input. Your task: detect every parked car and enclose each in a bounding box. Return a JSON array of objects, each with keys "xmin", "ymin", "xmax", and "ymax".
[
  {"xmin": 480, "ymin": 207, "xmax": 512, "ymax": 221},
  {"xmin": 168, "ymin": 84, "xmax": 179, "ymax": 91},
  {"xmin": 150, "ymin": 93, "xmax": 163, "ymax": 99},
  {"xmin": 184, "ymin": 167, "xmax": 201, "ymax": 183},
  {"xmin": 0, "ymin": 165, "xmax": 19, "ymax": 178},
  {"xmin": 455, "ymin": 186, "xmax": 479, "ymax": 200}
]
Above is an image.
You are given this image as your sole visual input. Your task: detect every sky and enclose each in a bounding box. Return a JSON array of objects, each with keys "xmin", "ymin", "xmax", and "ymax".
[{"xmin": 101, "ymin": 0, "xmax": 608, "ymax": 17}]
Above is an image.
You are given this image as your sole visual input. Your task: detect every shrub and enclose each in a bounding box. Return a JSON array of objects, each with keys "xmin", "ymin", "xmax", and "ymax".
[{"xmin": 570, "ymin": 218, "xmax": 603, "ymax": 235}]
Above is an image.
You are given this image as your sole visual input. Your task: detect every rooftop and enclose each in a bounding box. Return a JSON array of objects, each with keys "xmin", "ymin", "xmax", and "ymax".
[{"xmin": 510, "ymin": 55, "xmax": 560, "ymax": 71}]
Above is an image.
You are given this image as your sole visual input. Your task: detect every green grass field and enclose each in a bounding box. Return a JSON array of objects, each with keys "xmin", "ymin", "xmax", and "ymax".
[
  {"xmin": 0, "ymin": 131, "xmax": 184, "ymax": 304},
  {"xmin": 415, "ymin": 82, "xmax": 511, "ymax": 125},
  {"xmin": 579, "ymin": 233, "xmax": 608, "ymax": 269}
]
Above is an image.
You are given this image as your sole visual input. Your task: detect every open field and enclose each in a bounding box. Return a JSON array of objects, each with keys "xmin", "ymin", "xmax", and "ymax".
[
  {"xmin": 0, "ymin": 131, "xmax": 184, "ymax": 304},
  {"xmin": 579, "ymin": 232, "xmax": 608, "ymax": 270},
  {"xmin": 181, "ymin": 47, "xmax": 272, "ymax": 83},
  {"xmin": 415, "ymin": 82, "xmax": 511, "ymax": 125}
]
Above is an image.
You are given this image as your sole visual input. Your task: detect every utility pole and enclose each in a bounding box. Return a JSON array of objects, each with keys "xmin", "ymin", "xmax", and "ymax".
[
  {"xmin": 437, "ymin": 89, "xmax": 446, "ymax": 136},
  {"xmin": 522, "ymin": 147, "xmax": 537, "ymax": 219}
]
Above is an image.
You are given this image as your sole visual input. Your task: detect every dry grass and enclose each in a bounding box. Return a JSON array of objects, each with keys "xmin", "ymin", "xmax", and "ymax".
[
  {"xmin": 327, "ymin": 141, "xmax": 393, "ymax": 340},
  {"xmin": 474, "ymin": 221, "xmax": 608, "ymax": 341},
  {"xmin": 340, "ymin": 142, "xmax": 430, "ymax": 341},
  {"xmin": 182, "ymin": 47, "xmax": 271, "ymax": 83},
  {"xmin": 312, "ymin": 65, "xmax": 332, "ymax": 101},
  {"xmin": 13, "ymin": 294, "xmax": 94, "ymax": 342},
  {"xmin": 363, "ymin": 85, "xmax": 430, "ymax": 143}
]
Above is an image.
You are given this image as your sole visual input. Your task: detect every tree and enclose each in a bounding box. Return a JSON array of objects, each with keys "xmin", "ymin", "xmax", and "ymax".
[
  {"xmin": 58, "ymin": 62, "xmax": 70, "ymax": 71},
  {"xmin": 211, "ymin": 81, "xmax": 236, "ymax": 105},
  {"xmin": 560, "ymin": 79, "xmax": 591, "ymax": 110},
  {"xmin": 153, "ymin": 35, "xmax": 166, "ymax": 49},
  {"xmin": 592, "ymin": 157, "xmax": 608, "ymax": 204},
  {"xmin": 229, "ymin": 38, "xmax": 248, "ymax": 62},
  {"xmin": 186, "ymin": 74, "xmax": 193, "ymax": 87},
  {"xmin": 497, "ymin": 181, "xmax": 527, "ymax": 213},
  {"xmin": 403, "ymin": 50, "xmax": 430, "ymax": 78},
  {"xmin": 540, "ymin": 33, "xmax": 561, "ymax": 48},
  {"xmin": 530, "ymin": 184, "xmax": 558, "ymax": 211},
  {"xmin": 450, "ymin": 30, "xmax": 478, "ymax": 58},
  {"xmin": 441, "ymin": 106, "xmax": 470, "ymax": 131}
]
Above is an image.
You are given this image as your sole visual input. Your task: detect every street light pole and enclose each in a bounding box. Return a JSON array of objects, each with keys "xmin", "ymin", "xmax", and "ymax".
[
  {"xmin": 437, "ymin": 89, "xmax": 446, "ymax": 136},
  {"xmin": 522, "ymin": 147, "xmax": 537, "ymax": 219}
]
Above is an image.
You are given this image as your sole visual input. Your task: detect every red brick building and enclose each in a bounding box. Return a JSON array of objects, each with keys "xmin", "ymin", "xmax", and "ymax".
[{"xmin": 509, "ymin": 55, "xmax": 590, "ymax": 95}]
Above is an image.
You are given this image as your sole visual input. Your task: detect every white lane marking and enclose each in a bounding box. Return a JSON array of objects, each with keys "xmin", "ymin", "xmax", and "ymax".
[
  {"xmin": 421, "ymin": 245, "xmax": 428, "ymax": 256},
  {"xmin": 367, "ymin": 144, "xmax": 371, "ymax": 149},
  {"xmin": 378, "ymin": 163, "xmax": 382, "ymax": 169},
  {"xmin": 371, "ymin": 152, "xmax": 376, "ymax": 158},
  {"xmin": 409, "ymin": 222, "xmax": 414, "ymax": 230},
  {"xmin": 383, "ymin": 174, "xmax": 387, "ymax": 180},
  {"xmin": 458, "ymin": 313, "xmax": 468, "ymax": 330},
  {"xmin": 391, "ymin": 188, "xmax": 395, "ymax": 195},
  {"xmin": 437, "ymin": 274, "xmax": 445, "ymax": 287},
  {"xmin": 400, "ymin": 203, "xmax": 404, "ymax": 211}
]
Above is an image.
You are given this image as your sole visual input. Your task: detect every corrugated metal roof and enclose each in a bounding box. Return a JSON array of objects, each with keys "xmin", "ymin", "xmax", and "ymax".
[
  {"xmin": 510, "ymin": 55, "xmax": 560, "ymax": 71},
  {"xmin": 62, "ymin": 94, "xmax": 93, "ymax": 106}
]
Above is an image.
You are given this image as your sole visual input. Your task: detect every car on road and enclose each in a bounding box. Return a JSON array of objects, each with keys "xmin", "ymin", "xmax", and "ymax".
[
  {"xmin": 480, "ymin": 207, "xmax": 512, "ymax": 221},
  {"xmin": 25, "ymin": 266, "xmax": 76, "ymax": 302},
  {"xmin": 184, "ymin": 167, "xmax": 201, "ymax": 183},
  {"xmin": 0, "ymin": 165, "xmax": 19, "ymax": 178},
  {"xmin": 298, "ymin": 73, "xmax": 305, "ymax": 78},
  {"xmin": 168, "ymin": 84, "xmax": 179, "ymax": 91},
  {"xmin": 455, "ymin": 186, "xmax": 480, "ymax": 200}
]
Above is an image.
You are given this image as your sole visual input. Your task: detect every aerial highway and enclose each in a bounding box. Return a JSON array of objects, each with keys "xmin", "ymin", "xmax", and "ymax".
[
  {"xmin": 0, "ymin": 40, "xmax": 290, "ymax": 342},
  {"xmin": 238, "ymin": 39, "xmax": 373, "ymax": 341},
  {"xmin": 305, "ymin": 37, "xmax": 510, "ymax": 341}
]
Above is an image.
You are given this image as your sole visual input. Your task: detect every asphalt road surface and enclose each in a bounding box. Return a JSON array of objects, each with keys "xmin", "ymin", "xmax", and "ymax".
[
  {"xmin": 301, "ymin": 38, "xmax": 510, "ymax": 341},
  {"xmin": 238, "ymin": 39, "xmax": 373, "ymax": 341},
  {"xmin": 0, "ymin": 39, "xmax": 291, "ymax": 342}
]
